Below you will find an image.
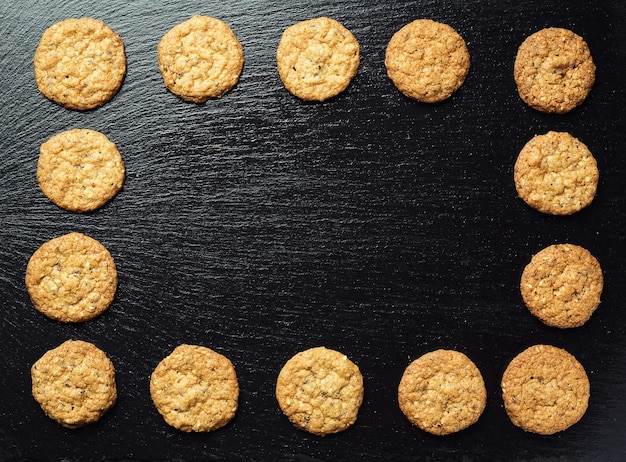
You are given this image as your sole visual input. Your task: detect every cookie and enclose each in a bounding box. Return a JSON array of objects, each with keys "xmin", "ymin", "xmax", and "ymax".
[
  {"xmin": 25, "ymin": 232, "xmax": 118, "ymax": 322},
  {"xmin": 520, "ymin": 244, "xmax": 603, "ymax": 328},
  {"xmin": 275, "ymin": 346, "xmax": 363, "ymax": 436},
  {"xmin": 34, "ymin": 17, "xmax": 126, "ymax": 110},
  {"xmin": 501, "ymin": 344, "xmax": 590, "ymax": 435},
  {"xmin": 514, "ymin": 28, "xmax": 595, "ymax": 114},
  {"xmin": 158, "ymin": 15, "xmax": 244, "ymax": 103},
  {"xmin": 385, "ymin": 19, "xmax": 470, "ymax": 103},
  {"xmin": 276, "ymin": 17, "xmax": 360, "ymax": 101},
  {"xmin": 514, "ymin": 131, "xmax": 599, "ymax": 215},
  {"xmin": 37, "ymin": 129, "xmax": 125, "ymax": 213},
  {"xmin": 150, "ymin": 344, "xmax": 239, "ymax": 432},
  {"xmin": 397, "ymin": 349, "xmax": 486, "ymax": 435},
  {"xmin": 31, "ymin": 340, "xmax": 117, "ymax": 428}
]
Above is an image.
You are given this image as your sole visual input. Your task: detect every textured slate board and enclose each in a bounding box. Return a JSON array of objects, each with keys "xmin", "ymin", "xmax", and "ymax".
[{"xmin": 1, "ymin": 0, "xmax": 625, "ymax": 461}]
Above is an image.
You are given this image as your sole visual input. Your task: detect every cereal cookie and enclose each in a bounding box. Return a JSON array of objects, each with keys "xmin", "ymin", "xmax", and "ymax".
[
  {"xmin": 38, "ymin": 129, "xmax": 125, "ymax": 213},
  {"xmin": 25, "ymin": 232, "xmax": 117, "ymax": 322},
  {"xmin": 514, "ymin": 131, "xmax": 599, "ymax": 215},
  {"xmin": 521, "ymin": 244, "xmax": 603, "ymax": 328},
  {"xmin": 31, "ymin": 340, "xmax": 117, "ymax": 428},
  {"xmin": 514, "ymin": 28, "xmax": 595, "ymax": 114},
  {"xmin": 275, "ymin": 346, "xmax": 363, "ymax": 436},
  {"xmin": 276, "ymin": 17, "xmax": 360, "ymax": 101},
  {"xmin": 158, "ymin": 15, "xmax": 244, "ymax": 103},
  {"xmin": 398, "ymin": 349, "xmax": 486, "ymax": 435},
  {"xmin": 34, "ymin": 18, "xmax": 126, "ymax": 110},
  {"xmin": 385, "ymin": 19, "xmax": 470, "ymax": 103},
  {"xmin": 150, "ymin": 344, "xmax": 239, "ymax": 432},
  {"xmin": 501, "ymin": 345, "xmax": 590, "ymax": 435}
]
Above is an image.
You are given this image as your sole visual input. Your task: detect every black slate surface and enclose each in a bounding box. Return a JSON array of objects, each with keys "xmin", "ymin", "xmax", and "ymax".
[{"xmin": 1, "ymin": 0, "xmax": 625, "ymax": 461}]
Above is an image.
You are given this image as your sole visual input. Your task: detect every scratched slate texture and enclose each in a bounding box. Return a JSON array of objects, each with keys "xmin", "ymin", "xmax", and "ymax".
[{"xmin": 0, "ymin": 0, "xmax": 625, "ymax": 461}]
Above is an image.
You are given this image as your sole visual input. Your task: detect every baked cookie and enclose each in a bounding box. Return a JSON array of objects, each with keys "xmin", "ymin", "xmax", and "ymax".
[
  {"xmin": 398, "ymin": 349, "xmax": 486, "ymax": 435},
  {"xmin": 150, "ymin": 344, "xmax": 239, "ymax": 432},
  {"xmin": 514, "ymin": 131, "xmax": 599, "ymax": 215},
  {"xmin": 31, "ymin": 340, "xmax": 117, "ymax": 428},
  {"xmin": 501, "ymin": 344, "xmax": 590, "ymax": 435},
  {"xmin": 25, "ymin": 232, "xmax": 117, "ymax": 322},
  {"xmin": 385, "ymin": 19, "xmax": 470, "ymax": 103},
  {"xmin": 514, "ymin": 28, "xmax": 595, "ymax": 114},
  {"xmin": 521, "ymin": 244, "xmax": 603, "ymax": 328},
  {"xmin": 34, "ymin": 17, "xmax": 126, "ymax": 110},
  {"xmin": 158, "ymin": 15, "xmax": 244, "ymax": 103},
  {"xmin": 276, "ymin": 17, "xmax": 360, "ymax": 101},
  {"xmin": 38, "ymin": 129, "xmax": 125, "ymax": 213},
  {"xmin": 275, "ymin": 346, "xmax": 363, "ymax": 436}
]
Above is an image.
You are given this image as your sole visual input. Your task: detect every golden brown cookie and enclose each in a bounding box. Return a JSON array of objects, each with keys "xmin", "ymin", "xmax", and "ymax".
[
  {"xmin": 158, "ymin": 15, "xmax": 244, "ymax": 103},
  {"xmin": 514, "ymin": 28, "xmax": 595, "ymax": 114},
  {"xmin": 37, "ymin": 129, "xmax": 125, "ymax": 213},
  {"xmin": 31, "ymin": 340, "xmax": 117, "ymax": 428},
  {"xmin": 275, "ymin": 346, "xmax": 363, "ymax": 436},
  {"xmin": 276, "ymin": 17, "xmax": 360, "ymax": 101},
  {"xmin": 521, "ymin": 244, "xmax": 603, "ymax": 328},
  {"xmin": 25, "ymin": 232, "xmax": 118, "ymax": 322},
  {"xmin": 385, "ymin": 19, "xmax": 470, "ymax": 103},
  {"xmin": 501, "ymin": 344, "xmax": 590, "ymax": 435},
  {"xmin": 150, "ymin": 344, "xmax": 239, "ymax": 432},
  {"xmin": 34, "ymin": 18, "xmax": 126, "ymax": 110},
  {"xmin": 514, "ymin": 131, "xmax": 599, "ymax": 215},
  {"xmin": 398, "ymin": 349, "xmax": 486, "ymax": 435}
]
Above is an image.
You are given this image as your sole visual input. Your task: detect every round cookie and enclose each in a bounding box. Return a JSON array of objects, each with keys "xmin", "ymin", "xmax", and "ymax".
[
  {"xmin": 501, "ymin": 344, "xmax": 590, "ymax": 435},
  {"xmin": 31, "ymin": 340, "xmax": 117, "ymax": 428},
  {"xmin": 275, "ymin": 346, "xmax": 363, "ymax": 436},
  {"xmin": 514, "ymin": 28, "xmax": 595, "ymax": 114},
  {"xmin": 276, "ymin": 17, "xmax": 360, "ymax": 101},
  {"xmin": 150, "ymin": 344, "xmax": 239, "ymax": 432},
  {"xmin": 521, "ymin": 244, "xmax": 603, "ymax": 328},
  {"xmin": 34, "ymin": 17, "xmax": 126, "ymax": 110},
  {"xmin": 385, "ymin": 19, "xmax": 470, "ymax": 103},
  {"xmin": 514, "ymin": 131, "xmax": 599, "ymax": 215},
  {"xmin": 25, "ymin": 232, "xmax": 118, "ymax": 322},
  {"xmin": 158, "ymin": 15, "xmax": 244, "ymax": 103},
  {"xmin": 398, "ymin": 349, "xmax": 486, "ymax": 435},
  {"xmin": 38, "ymin": 129, "xmax": 125, "ymax": 213}
]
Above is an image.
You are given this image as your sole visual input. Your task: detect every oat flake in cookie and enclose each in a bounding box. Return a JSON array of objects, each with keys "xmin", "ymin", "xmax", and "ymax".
[
  {"xmin": 275, "ymin": 346, "xmax": 364, "ymax": 436},
  {"xmin": 398, "ymin": 349, "xmax": 486, "ymax": 435},
  {"xmin": 501, "ymin": 345, "xmax": 590, "ymax": 435},
  {"xmin": 385, "ymin": 19, "xmax": 470, "ymax": 103},
  {"xmin": 276, "ymin": 17, "xmax": 360, "ymax": 101},
  {"xmin": 34, "ymin": 18, "xmax": 126, "ymax": 110},
  {"xmin": 158, "ymin": 15, "xmax": 244, "ymax": 103},
  {"xmin": 514, "ymin": 27, "xmax": 595, "ymax": 114},
  {"xmin": 150, "ymin": 344, "xmax": 239, "ymax": 432},
  {"xmin": 25, "ymin": 232, "xmax": 118, "ymax": 322},
  {"xmin": 38, "ymin": 129, "xmax": 125, "ymax": 213},
  {"xmin": 514, "ymin": 131, "xmax": 599, "ymax": 215},
  {"xmin": 31, "ymin": 340, "xmax": 117, "ymax": 428}
]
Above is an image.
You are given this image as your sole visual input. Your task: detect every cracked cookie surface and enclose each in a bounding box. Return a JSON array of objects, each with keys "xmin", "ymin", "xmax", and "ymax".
[
  {"xmin": 514, "ymin": 131, "xmax": 598, "ymax": 215},
  {"xmin": 398, "ymin": 349, "xmax": 486, "ymax": 435},
  {"xmin": 514, "ymin": 28, "xmax": 595, "ymax": 114},
  {"xmin": 25, "ymin": 232, "xmax": 117, "ymax": 322},
  {"xmin": 385, "ymin": 19, "xmax": 470, "ymax": 103},
  {"xmin": 275, "ymin": 346, "xmax": 363, "ymax": 435},
  {"xmin": 521, "ymin": 244, "xmax": 603, "ymax": 328},
  {"xmin": 150, "ymin": 344, "xmax": 239, "ymax": 432},
  {"xmin": 158, "ymin": 15, "xmax": 244, "ymax": 103},
  {"xmin": 31, "ymin": 340, "xmax": 117, "ymax": 428},
  {"xmin": 276, "ymin": 17, "xmax": 360, "ymax": 101},
  {"xmin": 34, "ymin": 17, "xmax": 126, "ymax": 110},
  {"xmin": 501, "ymin": 344, "xmax": 590, "ymax": 435},
  {"xmin": 38, "ymin": 129, "xmax": 125, "ymax": 213}
]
